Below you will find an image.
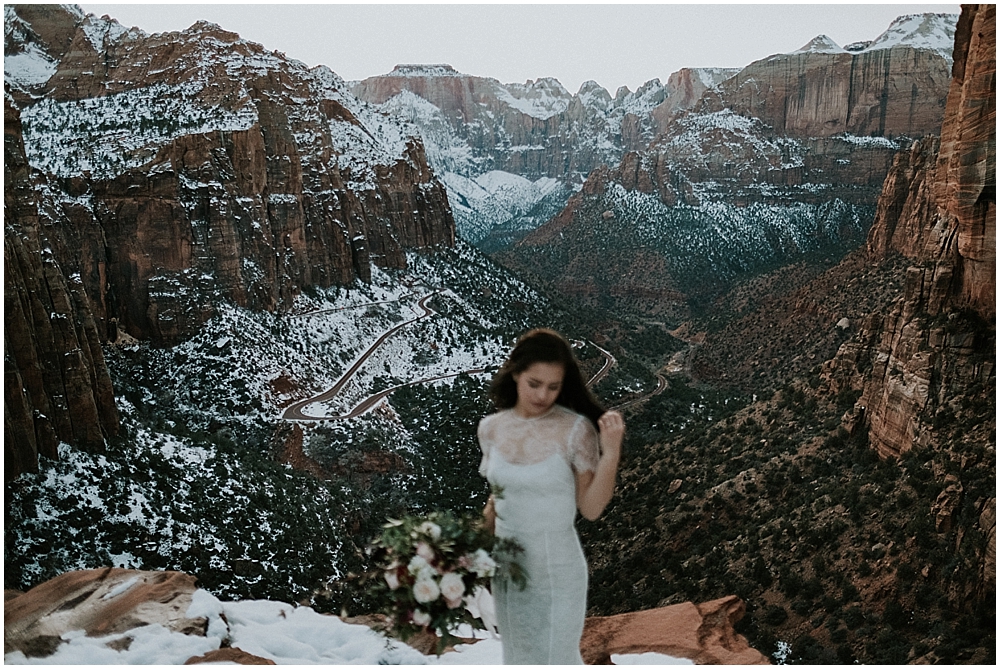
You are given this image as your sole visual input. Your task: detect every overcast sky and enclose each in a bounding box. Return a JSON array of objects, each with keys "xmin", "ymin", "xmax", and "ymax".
[{"xmin": 79, "ymin": 2, "xmax": 961, "ymax": 94}]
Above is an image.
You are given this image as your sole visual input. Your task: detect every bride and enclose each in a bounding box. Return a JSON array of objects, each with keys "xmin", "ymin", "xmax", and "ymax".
[{"xmin": 478, "ymin": 328, "xmax": 624, "ymax": 664}]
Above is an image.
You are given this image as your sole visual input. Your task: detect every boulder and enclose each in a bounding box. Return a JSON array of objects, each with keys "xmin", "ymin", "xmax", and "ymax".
[
  {"xmin": 580, "ymin": 595, "xmax": 769, "ymax": 665},
  {"xmin": 4, "ymin": 568, "xmax": 212, "ymax": 658},
  {"xmin": 184, "ymin": 648, "xmax": 275, "ymax": 665}
]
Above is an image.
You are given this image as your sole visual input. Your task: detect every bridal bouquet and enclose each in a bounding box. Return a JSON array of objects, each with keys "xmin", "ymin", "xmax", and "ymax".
[{"xmin": 368, "ymin": 509, "xmax": 525, "ymax": 652}]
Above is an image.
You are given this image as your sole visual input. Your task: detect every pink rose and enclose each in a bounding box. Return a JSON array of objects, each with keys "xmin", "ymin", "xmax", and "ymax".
[{"xmin": 416, "ymin": 542, "xmax": 435, "ymax": 562}]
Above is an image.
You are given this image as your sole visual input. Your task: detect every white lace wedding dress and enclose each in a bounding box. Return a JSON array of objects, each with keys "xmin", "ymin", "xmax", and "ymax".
[{"xmin": 478, "ymin": 404, "xmax": 599, "ymax": 664}]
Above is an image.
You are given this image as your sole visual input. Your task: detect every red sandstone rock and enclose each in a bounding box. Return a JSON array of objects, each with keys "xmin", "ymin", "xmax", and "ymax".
[
  {"xmin": 184, "ymin": 648, "xmax": 276, "ymax": 665},
  {"xmin": 580, "ymin": 596, "xmax": 769, "ymax": 665},
  {"xmin": 866, "ymin": 5, "xmax": 995, "ymax": 319},
  {"xmin": 837, "ymin": 4, "xmax": 996, "ymax": 460},
  {"xmin": 4, "ymin": 568, "xmax": 212, "ymax": 658},
  {"xmin": 5, "ymin": 97, "xmax": 119, "ymax": 479},
  {"xmin": 712, "ymin": 27, "xmax": 953, "ymax": 139}
]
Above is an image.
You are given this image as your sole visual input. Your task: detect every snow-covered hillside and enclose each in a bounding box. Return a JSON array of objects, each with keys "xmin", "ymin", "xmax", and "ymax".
[{"xmin": 5, "ymin": 236, "xmax": 624, "ymax": 608}]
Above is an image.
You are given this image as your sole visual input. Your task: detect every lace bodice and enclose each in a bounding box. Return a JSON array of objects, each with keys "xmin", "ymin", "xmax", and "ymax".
[{"xmin": 478, "ymin": 404, "xmax": 599, "ymax": 475}]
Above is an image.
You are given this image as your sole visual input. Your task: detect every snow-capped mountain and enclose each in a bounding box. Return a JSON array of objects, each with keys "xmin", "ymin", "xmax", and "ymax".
[
  {"xmin": 353, "ymin": 64, "xmax": 735, "ymax": 245},
  {"xmin": 495, "ymin": 12, "xmax": 959, "ymax": 318}
]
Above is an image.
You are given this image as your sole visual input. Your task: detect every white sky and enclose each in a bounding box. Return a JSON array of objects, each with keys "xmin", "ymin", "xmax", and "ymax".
[{"xmin": 78, "ymin": 2, "xmax": 961, "ymax": 94}]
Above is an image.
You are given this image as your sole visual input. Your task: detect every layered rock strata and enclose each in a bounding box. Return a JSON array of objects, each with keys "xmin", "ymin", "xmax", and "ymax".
[
  {"xmin": 709, "ymin": 14, "xmax": 956, "ymax": 139},
  {"xmin": 826, "ymin": 4, "xmax": 995, "ymax": 461},
  {"xmin": 5, "ymin": 96, "xmax": 119, "ymax": 478}
]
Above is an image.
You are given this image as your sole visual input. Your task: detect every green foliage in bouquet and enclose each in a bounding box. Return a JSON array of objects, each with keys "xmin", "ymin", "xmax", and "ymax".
[{"xmin": 368, "ymin": 510, "xmax": 525, "ymax": 654}]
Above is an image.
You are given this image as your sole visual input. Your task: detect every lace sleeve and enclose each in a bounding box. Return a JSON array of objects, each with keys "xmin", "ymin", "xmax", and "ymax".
[
  {"xmin": 477, "ymin": 415, "xmax": 493, "ymax": 477},
  {"xmin": 568, "ymin": 415, "xmax": 600, "ymax": 474}
]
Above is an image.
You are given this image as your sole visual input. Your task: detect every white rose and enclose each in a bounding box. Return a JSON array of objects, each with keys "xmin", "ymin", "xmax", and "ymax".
[
  {"xmin": 439, "ymin": 571, "xmax": 466, "ymax": 603},
  {"xmin": 408, "ymin": 555, "xmax": 430, "ymax": 575},
  {"xmin": 412, "ymin": 609, "xmax": 432, "ymax": 627},
  {"xmin": 418, "ymin": 521, "xmax": 442, "ymax": 540},
  {"xmin": 412, "ymin": 575, "xmax": 440, "ymax": 604},
  {"xmin": 472, "ymin": 549, "xmax": 497, "ymax": 577}
]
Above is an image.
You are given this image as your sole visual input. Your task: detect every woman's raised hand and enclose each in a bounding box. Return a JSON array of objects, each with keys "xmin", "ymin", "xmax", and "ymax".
[{"xmin": 597, "ymin": 411, "xmax": 625, "ymax": 460}]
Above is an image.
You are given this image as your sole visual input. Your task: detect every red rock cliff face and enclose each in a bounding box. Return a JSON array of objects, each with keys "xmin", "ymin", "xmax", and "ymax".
[
  {"xmin": 7, "ymin": 7, "xmax": 454, "ymax": 345},
  {"xmin": 5, "ymin": 97, "xmax": 119, "ymax": 480},
  {"xmin": 712, "ymin": 22, "xmax": 954, "ymax": 139},
  {"xmin": 826, "ymin": 4, "xmax": 995, "ymax": 462}
]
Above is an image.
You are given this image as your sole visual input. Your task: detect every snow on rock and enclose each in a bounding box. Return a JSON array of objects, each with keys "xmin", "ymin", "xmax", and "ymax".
[
  {"xmin": 80, "ymin": 12, "xmax": 138, "ymax": 52},
  {"xmin": 4, "ymin": 568, "xmax": 210, "ymax": 660},
  {"xmin": 792, "ymin": 34, "xmax": 847, "ymax": 55},
  {"xmin": 4, "ymin": 571, "xmax": 707, "ymax": 665},
  {"xmin": 495, "ymin": 76, "xmax": 571, "ymax": 120},
  {"xmin": 389, "ymin": 63, "xmax": 466, "ymax": 78},
  {"xmin": 3, "ymin": 44, "xmax": 58, "ymax": 89},
  {"xmin": 864, "ymin": 13, "xmax": 958, "ymax": 60}
]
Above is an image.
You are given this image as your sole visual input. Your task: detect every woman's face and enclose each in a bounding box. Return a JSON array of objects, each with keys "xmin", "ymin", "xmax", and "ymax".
[{"xmin": 513, "ymin": 361, "xmax": 565, "ymax": 418}]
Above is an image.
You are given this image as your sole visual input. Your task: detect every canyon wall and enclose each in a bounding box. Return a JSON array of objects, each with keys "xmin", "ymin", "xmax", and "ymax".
[
  {"xmin": 492, "ymin": 13, "xmax": 957, "ymax": 315},
  {"xmin": 827, "ymin": 4, "xmax": 995, "ymax": 461},
  {"xmin": 5, "ymin": 97, "xmax": 120, "ymax": 476},
  {"xmin": 4, "ymin": 5, "xmax": 454, "ymax": 477},
  {"xmin": 709, "ymin": 14, "xmax": 955, "ymax": 139}
]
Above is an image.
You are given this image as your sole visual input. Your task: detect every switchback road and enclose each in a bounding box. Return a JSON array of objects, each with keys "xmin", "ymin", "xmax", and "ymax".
[{"xmin": 282, "ymin": 291, "xmax": 441, "ymax": 421}]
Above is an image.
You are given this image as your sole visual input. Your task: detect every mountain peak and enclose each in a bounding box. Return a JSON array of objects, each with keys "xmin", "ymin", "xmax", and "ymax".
[
  {"xmin": 865, "ymin": 12, "xmax": 958, "ymax": 60},
  {"xmin": 388, "ymin": 63, "xmax": 462, "ymax": 77},
  {"xmin": 793, "ymin": 34, "xmax": 845, "ymax": 55}
]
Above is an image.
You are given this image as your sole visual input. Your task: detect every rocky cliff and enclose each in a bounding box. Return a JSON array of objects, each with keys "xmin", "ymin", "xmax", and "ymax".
[
  {"xmin": 4, "ymin": 4, "xmax": 454, "ymax": 475},
  {"xmin": 826, "ymin": 4, "xmax": 995, "ymax": 461},
  {"xmin": 820, "ymin": 3, "xmax": 994, "ymax": 616},
  {"xmin": 5, "ymin": 94, "xmax": 119, "ymax": 478},
  {"xmin": 709, "ymin": 14, "xmax": 956, "ymax": 139},
  {"xmin": 4, "ymin": 569, "xmax": 765, "ymax": 664}
]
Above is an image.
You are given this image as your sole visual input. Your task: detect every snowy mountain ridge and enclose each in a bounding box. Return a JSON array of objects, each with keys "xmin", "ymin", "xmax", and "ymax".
[
  {"xmin": 356, "ymin": 12, "xmax": 957, "ymax": 249},
  {"xmin": 789, "ymin": 12, "xmax": 957, "ymax": 60}
]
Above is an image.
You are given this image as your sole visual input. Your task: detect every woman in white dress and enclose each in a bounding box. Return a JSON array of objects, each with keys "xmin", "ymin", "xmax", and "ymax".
[{"xmin": 478, "ymin": 329, "xmax": 624, "ymax": 664}]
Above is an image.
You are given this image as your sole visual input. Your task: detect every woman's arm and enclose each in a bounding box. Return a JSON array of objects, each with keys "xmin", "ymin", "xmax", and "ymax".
[
  {"xmin": 483, "ymin": 494, "xmax": 496, "ymax": 534},
  {"xmin": 575, "ymin": 411, "xmax": 624, "ymax": 521}
]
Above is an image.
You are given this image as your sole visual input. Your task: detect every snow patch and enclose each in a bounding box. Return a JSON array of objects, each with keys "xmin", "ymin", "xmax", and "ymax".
[{"xmin": 864, "ymin": 13, "xmax": 958, "ymax": 60}]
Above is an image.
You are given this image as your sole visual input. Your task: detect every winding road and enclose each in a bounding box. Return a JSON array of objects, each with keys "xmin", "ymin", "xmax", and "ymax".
[
  {"xmin": 281, "ymin": 295, "xmax": 667, "ymax": 422},
  {"xmin": 282, "ymin": 291, "xmax": 443, "ymax": 421}
]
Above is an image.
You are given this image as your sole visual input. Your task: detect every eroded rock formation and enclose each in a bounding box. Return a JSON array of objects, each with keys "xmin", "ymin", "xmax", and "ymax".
[
  {"xmin": 827, "ymin": 4, "xmax": 995, "ymax": 460},
  {"xmin": 710, "ymin": 14, "xmax": 955, "ymax": 139},
  {"xmin": 4, "ymin": 568, "xmax": 208, "ymax": 658},
  {"xmin": 821, "ymin": 3, "xmax": 994, "ymax": 611},
  {"xmin": 580, "ymin": 595, "xmax": 769, "ymax": 665},
  {"xmin": 5, "ymin": 96, "xmax": 119, "ymax": 478}
]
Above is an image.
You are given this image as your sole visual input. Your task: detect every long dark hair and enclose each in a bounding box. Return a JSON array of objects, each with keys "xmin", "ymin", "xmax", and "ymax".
[{"xmin": 489, "ymin": 328, "xmax": 605, "ymax": 428}]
